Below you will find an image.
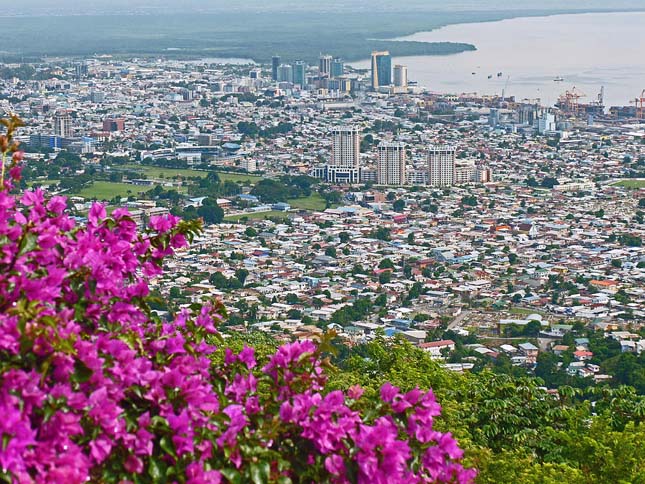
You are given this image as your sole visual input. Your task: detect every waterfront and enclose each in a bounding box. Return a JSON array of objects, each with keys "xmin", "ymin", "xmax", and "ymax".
[{"xmin": 351, "ymin": 12, "xmax": 645, "ymax": 109}]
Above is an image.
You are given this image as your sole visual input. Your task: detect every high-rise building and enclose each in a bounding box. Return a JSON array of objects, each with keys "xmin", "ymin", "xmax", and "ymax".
[
  {"xmin": 378, "ymin": 142, "xmax": 407, "ymax": 185},
  {"xmin": 53, "ymin": 110, "xmax": 72, "ymax": 138},
  {"xmin": 103, "ymin": 117, "xmax": 125, "ymax": 132},
  {"xmin": 277, "ymin": 64, "xmax": 294, "ymax": 84},
  {"xmin": 518, "ymin": 104, "xmax": 537, "ymax": 125},
  {"xmin": 428, "ymin": 145, "xmax": 456, "ymax": 187},
  {"xmin": 371, "ymin": 51, "xmax": 392, "ymax": 89},
  {"xmin": 324, "ymin": 126, "xmax": 362, "ymax": 184},
  {"xmin": 393, "ymin": 65, "xmax": 408, "ymax": 88},
  {"xmin": 293, "ymin": 61, "xmax": 307, "ymax": 87},
  {"xmin": 271, "ymin": 56, "xmax": 280, "ymax": 81},
  {"xmin": 537, "ymin": 111, "xmax": 556, "ymax": 133},
  {"xmin": 488, "ymin": 108, "xmax": 500, "ymax": 127},
  {"xmin": 90, "ymin": 91, "xmax": 105, "ymax": 103},
  {"xmin": 331, "ymin": 58, "xmax": 344, "ymax": 78},
  {"xmin": 249, "ymin": 68, "xmax": 262, "ymax": 79},
  {"xmin": 74, "ymin": 62, "xmax": 88, "ymax": 81},
  {"xmin": 319, "ymin": 55, "xmax": 333, "ymax": 77}
]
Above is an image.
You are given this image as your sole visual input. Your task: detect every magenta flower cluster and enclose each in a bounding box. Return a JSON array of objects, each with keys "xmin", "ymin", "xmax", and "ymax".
[{"xmin": 0, "ymin": 166, "xmax": 475, "ymax": 483}]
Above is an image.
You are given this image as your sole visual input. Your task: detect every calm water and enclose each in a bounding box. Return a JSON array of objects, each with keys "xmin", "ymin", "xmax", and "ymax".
[{"xmin": 352, "ymin": 12, "xmax": 645, "ymax": 108}]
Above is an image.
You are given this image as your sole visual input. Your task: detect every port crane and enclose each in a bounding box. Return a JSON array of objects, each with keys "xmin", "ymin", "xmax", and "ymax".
[
  {"xmin": 631, "ymin": 89, "xmax": 645, "ymax": 119},
  {"xmin": 557, "ymin": 86, "xmax": 586, "ymax": 113}
]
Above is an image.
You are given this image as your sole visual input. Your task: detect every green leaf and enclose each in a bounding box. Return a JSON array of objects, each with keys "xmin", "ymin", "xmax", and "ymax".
[
  {"xmin": 220, "ymin": 468, "xmax": 242, "ymax": 484},
  {"xmin": 73, "ymin": 360, "xmax": 93, "ymax": 383},
  {"xmin": 18, "ymin": 232, "xmax": 38, "ymax": 256},
  {"xmin": 148, "ymin": 458, "xmax": 166, "ymax": 482},
  {"xmin": 159, "ymin": 435, "xmax": 177, "ymax": 458},
  {"xmin": 250, "ymin": 461, "xmax": 270, "ymax": 484}
]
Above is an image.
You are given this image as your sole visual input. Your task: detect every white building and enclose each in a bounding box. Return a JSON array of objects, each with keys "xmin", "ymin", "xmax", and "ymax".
[
  {"xmin": 53, "ymin": 110, "xmax": 72, "ymax": 138},
  {"xmin": 324, "ymin": 126, "xmax": 362, "ymax": 184},
  {"xmin": 393, "ymin": 65, "xmax": 408, "ymax": 88},
  {"xmin": 377, "ymin": 142, "xmax": 406, "ymax": 185},
  {"xmin": 454, "ymin": 161, "xmax": 476, "ymax": 185},
  {"xmin": 428, "ymin": 145, "xmax": 456, "ymax": 187}
]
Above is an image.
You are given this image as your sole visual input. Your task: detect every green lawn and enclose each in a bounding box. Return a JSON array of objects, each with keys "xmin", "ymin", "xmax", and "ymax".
[
  {"xmin": 288, "ymin": 193, "xmax": 327, "ymax": 211},
  {"xmin": 224, "ymin": 210, "xmax": 289, "ymax": 222},
  {"xmin": 122, "ymin": 164, "xmax": 208, "ymax": 179},
  {"xmin": 121, "ymin": 164, "xmax": 261, "ymax": 184},
  {"xmin": 78, "ymin": 182, "xmax": 150, "ymax": 200},
  {"xmin": 215, "ymin": 171, "xmax": 262, "ymax": 183},
  {"xmin": 611, "ymin": 179, "xmax": 645, "ymax": 189},
  {"xmin": 27, "ymin": 179, "xmax": 59, "ymax": 188},
  {"xmin": 509, "ymin": 307, "xmax": 546, "ymax": 317}
]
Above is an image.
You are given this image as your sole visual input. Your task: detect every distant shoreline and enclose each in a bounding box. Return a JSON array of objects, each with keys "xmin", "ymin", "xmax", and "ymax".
[{"xmin": 0, "ymin": 8, "xmax": 643, "ymax": 64}]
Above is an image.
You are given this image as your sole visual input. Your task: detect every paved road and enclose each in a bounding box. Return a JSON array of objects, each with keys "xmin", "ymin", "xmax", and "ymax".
[{"xmin": 447, "ymin": 310, "xmax": 471, "ymax": 331}]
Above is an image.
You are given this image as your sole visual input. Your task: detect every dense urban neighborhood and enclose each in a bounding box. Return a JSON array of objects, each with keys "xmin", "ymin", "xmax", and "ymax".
[{"xmin": 3, "ymin": 55, "xmax": 645, "ymax": 392}]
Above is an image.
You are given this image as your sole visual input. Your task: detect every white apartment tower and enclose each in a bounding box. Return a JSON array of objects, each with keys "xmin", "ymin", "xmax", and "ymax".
[
  {"xmin": 378, "ymin": 142, "xmax": 406, "ymax": 185},
  {"xmin": 393, "ymin": 65, "xmax": 408, "ymax": 88},
  {"xmin": 53, "ymin": 110, "xmax": 72, "ymax": 138},
  {"xmin": 319, "ymin": 55, "xmax": 333, "ymax": 77},
  {"xmin": 428, "ymin": 145, "xmax": 456, "ymax": 187},
  {"xmin": 326, "ymin": 126, "xmax": 361, "ymax": 184}
]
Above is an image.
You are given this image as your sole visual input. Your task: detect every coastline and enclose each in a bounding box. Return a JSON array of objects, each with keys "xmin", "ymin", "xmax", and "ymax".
[{"xmin": 0, "ymin": 8, "xmax": 643, "ymax": 63}]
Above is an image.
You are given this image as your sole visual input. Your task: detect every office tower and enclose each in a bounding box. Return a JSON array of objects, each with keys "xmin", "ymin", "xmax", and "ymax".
[
  {"xmin": 249, "ymin": 68, "xmax": 262, "ymax": 79},
  {"xmin": 74, "ymin": 62, "xmax": 88, "ymax": 81},
  {"xmin": 393, "ymin": 65, "xmax": 408, "ymax": 88},
  {"xmin": 427, "ymin": 145, "xmax": 456, "ymax": 187},
  {"xmin": 331, "ymin": 58, "xmax": 344, "ymax": 78},
  {"xmin": 488, "ymin": 108, "xmax": 500, "ymax": 127},
  {"xmin": 325, "ymin": 126, "xmax": 361, "ymax": 184},
  {"xmin": 90, "ymin": 91, "xmax": 105, "ymax": 103},
  {"xmin": 518, "ymin": 104, "xmax": 537, "ymax": 125},
  {"xmin": 53, "ymin": 110, "xmax": 72, "ymax": 138},
  {"xmin": 271, "ymin": 56, "xmax": 280, "ymax": 81},
  {"xmin": 277, "ymin": 64, "xmax": 294, "ymax": 84},
  {"xmin": 378, "ymin": 142, "xmax": 407, "ymax": 185},
  {"xmin": 537, "ymin": 111, "xmax": 556, "ymax": 134},
  {"xmin": 103, "ymin": 117, "xmax": 125, "ymax": 132},
  {"xmin": 475, "ymin": 166, "xmax": 493, "ymax": 183},
  {"xmin": 371, "ymin": 51, "xmax": 392, "ymax": 89},
  {"xmin": 319, "ymin": 54, "xmax": 332, "ymax": 77},
  {"xmin": 293, "ymin": 60, "xmax": 307, "ymax": 87}
]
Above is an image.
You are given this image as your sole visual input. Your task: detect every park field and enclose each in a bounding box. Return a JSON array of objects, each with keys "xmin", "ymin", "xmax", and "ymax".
[
  {"xmin": 611, "ymin": 179, "xmax": 645, "ymax": 189},
  {"xmin": 122, "ymin": 164, "xmax": 208, "ymax": 179},
  {"xmin": 78, "ymin": 182, "xmax": 144, "ymax": 200},
  {"xmin": 509, "ymin": 307, "xmax": 547, "ymax": 317},
  {"xmin": 287, "ymin": 193, "xmax": 327, "ymax": 211},
  {"xmin": 224, "ymin": 210, "xmax": 290, "ymax": 222},
  {"xmin": 122, "ymin": 164, "xmax": 262, "ymax": 183}
]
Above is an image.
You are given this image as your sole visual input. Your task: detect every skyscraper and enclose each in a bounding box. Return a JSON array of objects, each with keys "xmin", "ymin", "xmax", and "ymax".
[
  {"xmin": 277, "ymin": 64, "xmax": 294, "ymax": 84},
  {"xmin": 378, "ymin": 142, "xmax": 407, "ymax": 186},
  {"xmin": 393, "ymin": 65, "xmax": 408, "ymax": 88},
  {"xmin": 325, "ymin": 126, "xmax": 361, "ymax": 184},
  {"xmin": 371, "ymin": 51, "xmax": 392, "ymax": 89},
  {"xmin": 74, "ymin": 62, "xmax": 88, "ymax": 81},
  {"xmin": 293, "ymin": 61, "xmax": 307, "ymax": 87},
  {"xmin": 271, "ymin": 56, "xmax": 280, "ymax": 81},
  {"xmin": 428, "ymin": 145, "xmax": 456, "ymax": 187},
  {"xmin": 53, "ymin": 110, "xmax": 72, "ymax": 138},
  {"xmin": 331, "ymin": 58, "xmax": 344, "ymax": 78},
  {"xmin": 319, "ymin": 55, "xmax": 332, "ymax": 77}
]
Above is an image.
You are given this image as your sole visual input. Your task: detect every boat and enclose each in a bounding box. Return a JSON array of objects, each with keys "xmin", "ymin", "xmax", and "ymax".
[
  {"xmin": 554, "ymin": 76, "xmax": 564, "ymax": 82},
  {"xmin": 497, "ymin": 72, "xmax": 503, "ymax": 77},
  {"xmin": 471, "ymin": 72, "xmax": 476, "ymax": 75},
  {"xmin": 488, "ymin": 74, "xmax": 492, "ymax": 79}
]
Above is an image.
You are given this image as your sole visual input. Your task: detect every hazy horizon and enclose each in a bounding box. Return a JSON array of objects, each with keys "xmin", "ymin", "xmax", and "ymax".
[
  {"xmin": 2, "ymin": 1, "xmax": 645, "ymax": 62},
  {"xmin": 9, "ymin": 0, "xmax": 645, "ymax": 16}
]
